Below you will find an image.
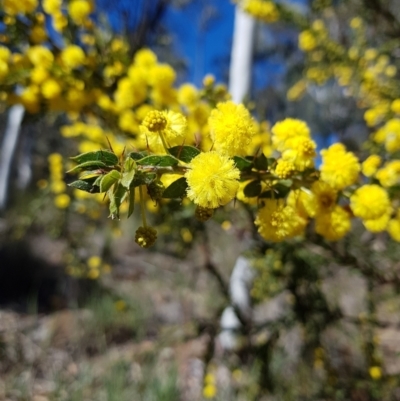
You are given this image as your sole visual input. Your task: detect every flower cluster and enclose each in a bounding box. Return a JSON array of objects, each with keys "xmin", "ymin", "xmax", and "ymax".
[{"xmin": 2, "ymin": 0, "xmax": 400, "ymax": 258}]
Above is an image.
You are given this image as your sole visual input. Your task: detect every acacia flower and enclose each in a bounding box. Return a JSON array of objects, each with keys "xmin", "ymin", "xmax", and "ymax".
[
  {"xmin": 320, "ymin": 143, "xmax": 360, "ymax": 190},
  {"xmin": 271, "ymin": 118, "xmax": 310, "ymax": 152},
  {"xmin": 281, "ymin": 136, "xmax": 316, "ymax": 171},
  {"xmin": 315, "ymin": 205, "xmax": 351, "ymax": 241},
  {"xmin": 255, "ymin": 199, "xmax": 307, "ymax": 242},
  {"xmin": 185, "ymin": 151, "xmax": 240, "ymax": 209},
  {"xmin": 274, "ymin": 159, "xmax": 295, "ymax": 179},
  {"xmin": 350, "ymin": 184, "xmax": 391, "ymax": 221},
  {"xmin": 140, "ymin": 109, "xmax": 187, "ymax": 153},
  {"xmin": 61, "ymin": 45, "xmax": 85, "ymax": 69},
  {"xmin": 376, "ymin": 160, "xmax": 400, "ymax": 187},
  {"xmin": 388, "ymin": 210, "xmax": 400, "ymax": 242},
  {"xmin": 208, "ymin": 101, "xmax": 255, "ymax": 156},
  {"xmin": 362, "ymin": 155, "xmax": 381, "ymax": 177}
]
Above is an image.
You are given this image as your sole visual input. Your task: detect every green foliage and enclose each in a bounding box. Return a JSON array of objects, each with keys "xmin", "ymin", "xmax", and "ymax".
[
  {"xmin": 168, "ymin": 145, "xmax": 201, "ymax": 163},
  {"xmin": 162, "ymin": 177, "xmax": 188, "ymax": 199}
]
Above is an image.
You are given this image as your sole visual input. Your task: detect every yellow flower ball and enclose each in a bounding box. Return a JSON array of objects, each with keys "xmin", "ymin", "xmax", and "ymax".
[
  {"xmin": 299, "ymin": 30, "xmax": 317, "ymax": 52},
  {"xmin": 362, "ymin": 155, "xmax": 381, "ymax": 177},
  {"xmin": 208, "ymin": 101, "xmax": 255, "ymax": 157},
  {"xmin": 376, "ymin": 161, "xmax": 400, "ymax": 187},
  {"xmin": 363, "ymin": 213, "xmax": 390, "ymax": 233},
  {"xmin": 185, "ymin": 151, "xmax": 240, "ymax": 209},
  {"xmin": 274, "ymin": 159, "xmax": 295, "ymax": 179},
  {"xmin": 54, "ymin": 194, "xmax": 71, "ymax": 209},
  {"xmin": 271, "ymin": 118, "xmax": 310, "ymax": 152},
  {"xmin": 27, "ymin": 46, "xmax": 54, "ymax": 67},
  {"xmin": 388, "ymin": 215, "xmax": 400, "ymax": 242},
  {"xmin": 369, "ymin": 366, "xmax": 382, "ymax": 380},
  {"xmin": 68, "ymin": 0, "xmax": 91, "ymax": 24},
  {"xmin": 350, "ymin": 184, "xmax": 391, "ymax": 220},
  {"xmin": 391, "ymin": 99, "xmax": 400, "ymax": 114},
  {"xmin": 178, "ymin": 83, "xmax": 198, "ymax": 108},
  {"xmin": 0, "ymin": 46, "xmax": 11, "ymax": 62},
  {"xmin": 43, "ymin": 0, "xmax": 62, "ymax": 15},
  {"xmin": 255, "ymin": 199, "xmax": 307, "ymax": 242},
  {"xmin": 315, "ymin": 205, "xmax": 351, "ymax": 241},
  {"xmin": 87, "ymin": 255, "xmax": 101, "ymax": 269},
  {"xmin": 41, "ymin": 78, "xmax": 62, "ymax": 99},
  {"xmin": 134, "ymin": 48, "xmax": 157, "ymax": 67},
  {"xmin": 320, "ymin": 143, "xmax": 360, "ymax": 190},
  {"xmin": 61, "ymin": 45, "xmax": 85, "ymax": 69}
]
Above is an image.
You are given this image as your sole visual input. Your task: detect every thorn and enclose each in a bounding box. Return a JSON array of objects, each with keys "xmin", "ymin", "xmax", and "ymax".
[{"xmin": 105, "ymin": 136, "xmax": 115, "ymax": 153}]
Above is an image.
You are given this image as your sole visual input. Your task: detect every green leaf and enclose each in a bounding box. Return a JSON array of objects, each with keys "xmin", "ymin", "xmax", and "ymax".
[
  {"xmin": 273, "ymin": 183, "xmax": 291, "ymax": 198},
  {"xmin": 93, "ymin": 175, "xmax": 103, "ymax": 187},
  {"xmin": 279, "ymin": 179, "xmax": 293, "ymax": 187},
  {"xmin": 68, "ymin": 179, "xmax": 100, "ymax": 193},
  {"xmin": 131, "ymin": 172, "xmax": 157, "ymax": 188},
  {"xmin": 243, "ymin": 180, "xmax": 262, "ymax": 197},
  {"xmin": 233, "ymin": 156, "xmax": 253, "ymax": 171},
  {"xmin": 121, "ymin": 158, "xmax": 136, "ymax": 189},
  {"xmin": 259, "ymin": 183, "xmax": 291, "ymax": 199},
  {"xmin": 129, "ymin": 151, "xmax": 149, "ymax": 161},
  {"xmin": 254, "ymin": 154, "xmax": 269, "ymax": 171},
  {"xmin": 137, "ymin": 155, "xmax": 179, "ymax": 167},
  {"xmin": 100, "ymin": 170, "xmax": 121, "ymax": 193},
  {"xmin": 259, "ymin": 190, "xmax": 274, "ymax": 199},
  {"xmin": 67, "ymin": 160, "xmax": 107, "ymax": 174},
  {"xmin": 128, "ymin": 188, "xmax": 135, "ymax": 218},
  {"xmin": 162, "ymin": 177, "xmax": 188, "ymax": 198},
  {"xmin": 70, "ymin": 150, "xmax": 118, "ymax": 166},
  {"xmin": 168, "ymin": 146, "xmax": 200, "ymax": 163},
  {"xmin": 108, "ymin": 184, "xmax": 126, "ymax": 219},
  {"xmin": 79, "ymin": 170, "xmax": 101, "ymax": 179}
]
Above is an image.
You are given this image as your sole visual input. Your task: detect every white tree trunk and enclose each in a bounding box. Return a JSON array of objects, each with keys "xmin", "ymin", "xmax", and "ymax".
[
  {"xmin": 219, "ymin": 5, "xmax": 255, "ymax": 350},
  {"xmin": 0, "ymin": 105, "xmax": 25, "ymax": 210},
  {"xmin": 229, "ymin": 5, "xmax": 255, "ymax": 103}
]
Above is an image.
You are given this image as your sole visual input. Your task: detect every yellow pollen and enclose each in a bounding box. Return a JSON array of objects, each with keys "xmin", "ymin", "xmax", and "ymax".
[{"xmin": 143, "ymin": 110, "xmax": 167, "ymax": 132}]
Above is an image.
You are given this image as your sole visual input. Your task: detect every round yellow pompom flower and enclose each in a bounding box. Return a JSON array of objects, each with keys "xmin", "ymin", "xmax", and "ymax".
[
  {"xmin": 388, "ymin": 211, "xmax": 400, "ymax": 242},
  {"xmin": 68, "ymin": 0, "xmax": 91, "ymax": 25},
  {"xmin": 271, "ymin": 118, "xmax": 310, "ymax": 152},
  {"xmin": 208, "ymin": 101, "xmax": 255, "ymax": 157},
  {"xmin": 255, "ymin": 199, "xmax": 307, "ymax": 242},
  {"xmin": 54, "ymin": 194, "xmax": 71, "ymax": 209},
  {"xmin": 61, "ymin": 45, "xmax": 85, "ymax": 69},
  {"xmin": 362, "ymin": 155, "xmax": 381, "ymax": 177},
  {"xmin": 315, "ymin": 205, "xmax": 351, "ymax": 241},
  {"xmin": 320, "ymin": 143, "xmax": 360, "ymax": 190},
  {"xmin": 299, "ymin": 30, "xmax": 317, "ymax": 52},
  {"xmin": 350, "ymin": 184, "xmax": 391, "ymax": 221},
  {"xmin": 185, "ymin": 151, "xmax": 240, "ymax": 209}
]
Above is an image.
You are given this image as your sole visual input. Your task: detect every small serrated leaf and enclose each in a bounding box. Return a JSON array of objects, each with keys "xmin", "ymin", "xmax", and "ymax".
[
  {"xmin": 137, "ymin": 155, "xmax": 179, "ymax": 167},
  {"xmin": 273, "ymin": 183, "xmax": 291, "ymax": 198},
  {"xmin": 67, "ymin": 160, "xmax": 107, "ymax": 174},
  {"xmin": 108, "ymin": 183, "xmax": 126, "ymax": 219},
  {"xmin": 162, "ymin": 177, "xmax": 188, "ymax": 198},
  {"xmin": 254, "ymin": 154, "xmax": 269, "ymax": 171},
  {"xmin": 168, "ymin": 146, "xmax": 200, "ymax": 163},
  {"xmin": 100, "ymin": 170, "xmax": 121, "ymax": 193},
  {"xmin": 279, "ymin": 179, "xmax": 293, "ymax": 187},
  {"xmin": 70, "ymin": 150, "xmax": 118, "ymax": 166},
  {"xmin": 259, "ymin": 190, "xmax": 274, "ymax": 199},
  {"xmin": 243, "ymin": 180, "xmax": 262, "ymax": 197},
  {"xmin": 121, "ymin": 158, "xmax": 136, "ymax": 189},
  {"xmin": 233, "ymin": 156, "xmax": 253, "ymax": 171},
  {"xmin": 129, "ymin": 151, "xmax": 149, "ymax": 161},
  {"xmin": 259, "ymin": 183, "xmax": 291, "ymax": 199},
  {"xmin": 68, "ymin": 179, "xmax": 99, "ymax": 193}
]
